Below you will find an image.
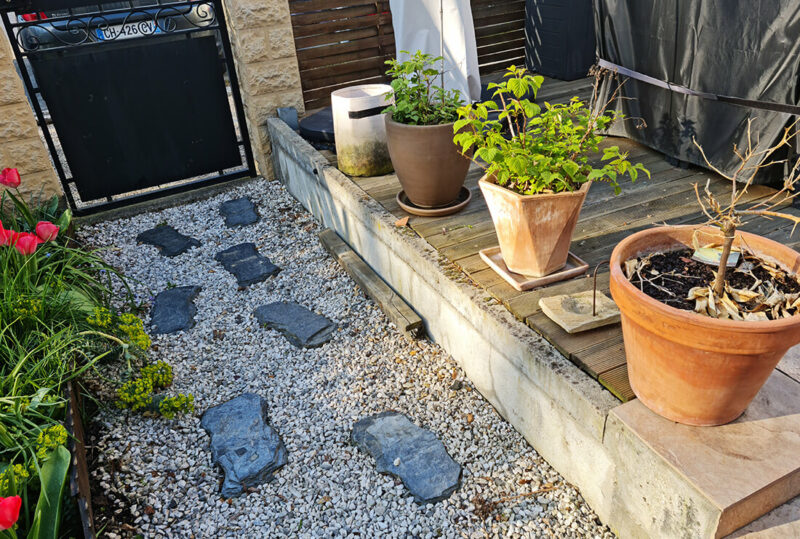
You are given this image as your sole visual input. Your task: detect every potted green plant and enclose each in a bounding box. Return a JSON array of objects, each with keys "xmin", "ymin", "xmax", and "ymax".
[
  {"xmin": 453, "ymin": 66, "xmax": 649, "ymax": 277},
  {"xmin": 610, "ymin": 119, "xmax": 800, "ymax": 426},
  {"xmin": 383, "ymin": 51, "xmax": 471, "ymax": 212}
]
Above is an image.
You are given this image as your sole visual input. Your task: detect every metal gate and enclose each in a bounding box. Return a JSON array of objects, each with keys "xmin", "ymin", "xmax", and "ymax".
[{"xmin": 1, "ymin": 0, "xmax": 255, "ymax": 215}]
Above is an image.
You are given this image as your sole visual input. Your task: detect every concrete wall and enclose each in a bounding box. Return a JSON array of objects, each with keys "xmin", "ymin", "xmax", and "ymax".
[
  {"xmin": 0, "ymin": 0, "xmax": 305, "ymax": 201},
  {"xmin": 0, "ymin": 34, "xmax": 60, "ymax": 200}
]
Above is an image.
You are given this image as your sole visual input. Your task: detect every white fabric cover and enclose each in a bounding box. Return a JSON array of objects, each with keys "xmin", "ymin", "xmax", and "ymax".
[{"xmin": 389, "ymin": 0, "xmax": 481, "ymax": 102}]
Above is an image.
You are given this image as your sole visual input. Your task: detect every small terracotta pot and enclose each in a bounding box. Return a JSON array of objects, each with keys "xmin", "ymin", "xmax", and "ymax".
[
  {"xmin": 385, "ymin": 116, "xmax": 471, "ymax": 208},
  {"xmin": 479, "ymin": 175, "xmax": 590, "ymax": 277},
  {"xmin": 609, "ymin": 225, "xmax": 800, "ymax": 426}
]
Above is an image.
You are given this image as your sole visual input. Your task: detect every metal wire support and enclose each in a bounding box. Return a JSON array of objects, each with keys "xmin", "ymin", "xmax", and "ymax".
[{"xmin": 593, "ymin": 260, "xmax": 610, "ymax": 317}]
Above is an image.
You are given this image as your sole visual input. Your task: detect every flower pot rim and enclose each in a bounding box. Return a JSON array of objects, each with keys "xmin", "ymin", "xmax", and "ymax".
[
  {"xmin": 386, "ymin": 114, "xmax": 456, "ymax": 129},
  {"xmin": 610, "ymin": 224, "xmax": 800, "ymax": 332},
  {"xmin": 478, "ymin": 173, "xmax": 591, "ymax": 199}
]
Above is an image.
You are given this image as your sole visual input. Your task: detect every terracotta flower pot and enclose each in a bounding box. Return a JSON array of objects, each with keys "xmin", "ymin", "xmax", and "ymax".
[
  {"xmin": 479, "ymin": 175, "xmax": 590, "ymax": 277},
  {"xmin": 609, "ymin": 225, "xmax": 800, "ymax": 426},
  {"xmin": 385, "ymin": 116, "xmax": 471, "ymax": 208}
]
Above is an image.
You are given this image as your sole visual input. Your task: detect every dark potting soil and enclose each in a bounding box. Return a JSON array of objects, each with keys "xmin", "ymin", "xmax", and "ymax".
[{"xmin": 627, "ymin": 247, "xmax": 800, "ymax": 318}]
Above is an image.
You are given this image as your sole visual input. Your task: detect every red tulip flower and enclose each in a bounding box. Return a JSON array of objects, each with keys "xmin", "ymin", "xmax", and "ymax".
[
  {"xmin": 0, "ymin": 168, "xmax": 21, "ymax": 189},
  {"xmin": 35, "ymin": 221, "xmax": 59, "ymax": 242},
  {"xmin": 14, "ymin": 232, "xmax": 41, "ymax": 256},
  {"xmin": 0, "ymin": 226, "xmax": 15, "ymax": 247},
  {"xmin": 0, "ymin": 495, "xmax": 21, "ymax": 530}
]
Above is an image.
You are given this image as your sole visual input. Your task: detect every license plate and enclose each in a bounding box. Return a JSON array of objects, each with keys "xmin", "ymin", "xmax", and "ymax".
[{"xmin": 96, "ymin": 21, "xmax": 161, "ymax": 41}]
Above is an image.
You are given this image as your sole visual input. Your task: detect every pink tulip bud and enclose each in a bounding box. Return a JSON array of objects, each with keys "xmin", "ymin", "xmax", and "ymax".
[
  {"xmin": 14, "ymin": 232, "xmax": 41, "ymax": 256},
  {"xmin": 35, "ymin": 221, "xmax": 59, "ymax": 242},
  {"xmin": 0, "ymin": 168, "xmax": 21, "ymax": 189}
]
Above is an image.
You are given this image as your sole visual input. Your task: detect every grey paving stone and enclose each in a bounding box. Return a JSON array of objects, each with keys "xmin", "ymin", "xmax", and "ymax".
[
  {"xmin": 150, "ymin": 286, "xmax": 201, "ymax": 334},
  {"xmin": 219, "ymin": 197, "xmax": 259, "ymax": 228},
  {"xmin": 253, "ymin": 301, "xmax": 335, "ymax": 348},
  {"xmin": 137, "ymin": 225, "xmax": 200, "ymax": 257},
  {"xmin": 351, "ymin": 411, "xmax": 461, "ymax": 504},
  {"xmin": 214, "ymin": 243, "xmax": 280, "ymax": 287},
  {"xmin": 200, "ymin": 393, "xmax": 287, "ymax": 498}
]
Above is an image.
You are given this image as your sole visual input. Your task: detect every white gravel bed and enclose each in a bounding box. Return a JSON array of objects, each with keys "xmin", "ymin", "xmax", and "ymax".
[{"xmin": 79, "ymin": 177, "xmax": 613, "ymax": 538}]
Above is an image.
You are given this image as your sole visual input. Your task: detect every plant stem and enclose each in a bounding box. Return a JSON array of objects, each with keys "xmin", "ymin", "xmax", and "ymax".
[{"xmin": 713, "ymin": 223, "xmax": 735, "ymax": 296}]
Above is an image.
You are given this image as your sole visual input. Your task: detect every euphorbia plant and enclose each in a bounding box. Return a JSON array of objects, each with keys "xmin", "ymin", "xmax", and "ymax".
[{"xmin": 453, "ymin": 66, "xmax": 650, "ymax": 195}]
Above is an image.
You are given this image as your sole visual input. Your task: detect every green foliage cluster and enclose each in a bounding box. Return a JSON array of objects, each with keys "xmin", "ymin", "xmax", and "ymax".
[
  {"xmin": 453, "ymin": 66, "xmax": 650, "ymax": 195},
  {"xmin": 116, "ymin": 361, "xmax": 194, "ymax": 419},
  {"xmin": 0, "ymin": 186, "xmax": 187, "ymax": 536},
  {"xmin": 383, "ymin": 51, "xmax": 464, "ymax": 126}
]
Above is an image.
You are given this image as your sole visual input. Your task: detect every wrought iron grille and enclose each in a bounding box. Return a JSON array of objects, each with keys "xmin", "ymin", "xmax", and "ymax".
[{"xmin": 1, "ymin": 0, "xmax": 256, "ymax": 215}]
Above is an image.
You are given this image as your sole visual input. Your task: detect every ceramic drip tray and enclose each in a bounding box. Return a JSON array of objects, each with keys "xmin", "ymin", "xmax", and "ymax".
[
  {"xmin": 539, "ymin": 290, "xmax": 620, "ymax": 333},
  {"xmin": 479, "ymin": 246, "xmax": 589, "ymax": 291}
]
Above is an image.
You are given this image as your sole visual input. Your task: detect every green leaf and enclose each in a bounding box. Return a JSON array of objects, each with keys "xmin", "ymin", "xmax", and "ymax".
[{"xmin": 28, "ymin": 445, "xmax": 70, "ymax": 539}]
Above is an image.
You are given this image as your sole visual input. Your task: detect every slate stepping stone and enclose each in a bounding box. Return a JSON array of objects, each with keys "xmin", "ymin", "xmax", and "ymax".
[
  {"xmin": 201, "ymin": 393, "xmax": 287, "ymax": 498},
  {"xmin": 351, "ymin": 411, "xmax": 462, "ymax": 504},
  {"xmin": 214, "ymin": 243, "xmax": 280, "ymax": 287},
  {"xmin": 137, "ymin": 225, "xmax": 200, "ymax": 257},
  {"xmin": 219, "ymin": 197, "xmax": 259, "ymax": 228},
  {"xmin": 254, "ymin": 301, "xmax": 336, "ymax": 348},
  {"xmin": 150, "ymin": 286, "xmax": 201, "ymax": 334}
]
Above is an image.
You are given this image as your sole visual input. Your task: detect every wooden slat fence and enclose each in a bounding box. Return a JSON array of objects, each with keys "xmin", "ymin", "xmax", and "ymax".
[
  {"xmin": 471, "ymin": 0, "xmax": 526, "ymax": 72},
  {"xmin": 289, "ymin": 0, "xmax": 526, "ymax": 110},
  {"xmin": 290, "ymin": 0, "xmax": 395, "ymax": 110}
]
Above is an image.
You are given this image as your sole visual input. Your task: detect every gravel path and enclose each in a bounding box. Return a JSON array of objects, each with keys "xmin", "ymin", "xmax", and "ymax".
[{"xmin": 79, "ymin": 177, "xmax": 613, "ymax": 538}]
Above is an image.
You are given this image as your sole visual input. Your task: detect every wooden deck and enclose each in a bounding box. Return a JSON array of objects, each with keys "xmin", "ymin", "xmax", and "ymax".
[{"xmin": 321, "ymin": 76, "xmax": 800, "ymax": 402}]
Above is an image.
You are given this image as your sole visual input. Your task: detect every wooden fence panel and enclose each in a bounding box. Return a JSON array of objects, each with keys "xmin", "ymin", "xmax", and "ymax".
[
  {"xmin": 289, "ymin": 0, "xmax": 527, "ymax": 110},
  {"xmin": 290, "ymin": 0, "xmax": 395, "ymax": 110},
  {"xmin": 471, "ymin": 0, "xmax": 526, "ymax": 73}
]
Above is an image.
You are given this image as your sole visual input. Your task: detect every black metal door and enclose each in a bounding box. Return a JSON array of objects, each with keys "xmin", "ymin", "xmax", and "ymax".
[{"xmin": 1, "ymin": 0, "xmax": 255, "ymax": 214}]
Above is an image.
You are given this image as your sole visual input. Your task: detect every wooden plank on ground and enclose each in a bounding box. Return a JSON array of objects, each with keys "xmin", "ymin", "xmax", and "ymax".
[
  {"xmin": 598, "ymin": 364, "xmax": 635, "ymax": 402},
  {"xmin": 319, "ymin": 229, "xmax": 425, "ymax": 339}
]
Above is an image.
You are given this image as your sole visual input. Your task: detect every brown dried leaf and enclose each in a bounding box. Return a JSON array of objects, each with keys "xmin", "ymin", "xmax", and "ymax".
[
  {"xmin": 694, "ymin": 297, "xmax": 709, "ymax": 314},
  {"xmin": 744, "ymin": 312, "xmax": 769, "ymax": 321},
  {"xmin": 624, "ymin": 258, "xmax": 639, "ymax": 280},
  {"xmin": 728, "ymin": 288, "xmax": 762, "ymax": 303},
  {"xmin": 395, "ymin": 216, "xmax": 410, "ymax": 227},
  {"xmin": 765, "ymin": 290, "xmax": 785, "ymax": 307},
  {"xmin": 687, "ymin": 287, "xmax": 709, "ymax": 300}
]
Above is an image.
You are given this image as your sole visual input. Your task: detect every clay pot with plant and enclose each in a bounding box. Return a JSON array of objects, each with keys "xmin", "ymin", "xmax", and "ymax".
[
  {"xmin": 383, "ymin": 51, "xmax": 471, "ymax": 210},
  {"xmin": 610, "ymin": 119, "xmax": 800, "ymax": 426},
  {"xmin": 453, "ymin": 67, "xmax": 650, "ymax": 277}
]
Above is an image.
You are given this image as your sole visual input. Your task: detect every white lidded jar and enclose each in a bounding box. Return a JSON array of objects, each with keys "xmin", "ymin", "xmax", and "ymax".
[{"xmin": 331, "ymin": 84, "xmax": 394, "ymax": 177}]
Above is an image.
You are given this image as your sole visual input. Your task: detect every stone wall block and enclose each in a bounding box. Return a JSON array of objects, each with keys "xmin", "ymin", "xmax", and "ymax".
[
  {"xmin": 0, "ymin": 137, "xmax": 53, "ymax": 175},
  {"xmin": 0, "ymin": 104, "xmax": 39, "ymax": 143}
]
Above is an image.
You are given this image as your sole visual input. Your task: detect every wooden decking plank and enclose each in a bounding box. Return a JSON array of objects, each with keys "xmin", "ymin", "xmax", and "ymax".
[
  {"xmin": 526, "ymin": 311, "xmax": 621, "ymax": 364},
  {"xmin": 453, "ymin": 253, "xmax": 489, "ymax": 275},
  {"xmin": 439, "ymin": 230, "xmax": 498, "ymax": 262},
  {"xmin": 598, "ymin": 364, "xmax": 635, "ymax": 402},
  {"xmin": 573, "ymin": 334, "xmax": 626, "ymax": 378}
]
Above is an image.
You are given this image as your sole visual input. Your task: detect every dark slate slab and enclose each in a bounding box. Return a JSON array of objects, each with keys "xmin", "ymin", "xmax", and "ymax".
[
  {"xmin": 150, "ymin": 286, "xmax": 201, "ymax": 334},
  {"xmin": 219, "ymin": 197, "xmax": 259, "ymax": 228},
  {"xmin": 351, "ymin": 412, "xmax": 461, "ymax": 504},
  {"xmin": 254, "ymin": 301, "xmax": 335, "ymax": 348},
  {"xmin": 137, "ymin": 225, "xmax": 200, "ymax": 257},
  {"xmin": 201, "ymin": 393, "xmax": 287, "ymax": 498},
  {"xmin": 214, "ymin": 243, "xmax": 280, "ymax": 287}
]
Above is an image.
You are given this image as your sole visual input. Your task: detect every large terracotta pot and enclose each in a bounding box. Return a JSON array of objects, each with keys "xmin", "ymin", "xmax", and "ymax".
[
  {"xmin": 385, "ymin": 116, "xmax": 471, "ymax": 208},
  {"xmin": 609, "ymin": 225, "xmax": 800, "ymax": 426},
  {"xmin": 479, "ymin": 175, "xmax": 590, "ymax": 276}
]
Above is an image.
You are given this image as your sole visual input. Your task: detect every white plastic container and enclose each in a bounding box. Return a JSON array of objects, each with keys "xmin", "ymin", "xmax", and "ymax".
[{"xmin": 331, "ymin": 84, "xmax": 394, "ymax": 177}]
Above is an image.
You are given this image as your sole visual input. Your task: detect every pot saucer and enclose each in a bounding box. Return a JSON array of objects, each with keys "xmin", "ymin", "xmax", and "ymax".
[
  {"xmin": 396, "ymin": 187, "xmax": 471, "ymax": 217},
  {"xmin": 479, "ymin": 246, "xmax": 589, "ymax": 291}
]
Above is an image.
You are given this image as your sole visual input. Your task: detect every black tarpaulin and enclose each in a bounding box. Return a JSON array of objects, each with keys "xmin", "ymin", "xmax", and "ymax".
[{"xmin": 594, "ymin": 1, "xmax": 800, "ymax": 184}]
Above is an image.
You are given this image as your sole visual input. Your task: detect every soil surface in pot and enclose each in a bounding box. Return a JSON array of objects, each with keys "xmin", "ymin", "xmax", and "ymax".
[{"xmin": 625, "ymin": 248, "xmax": 800, "ymax": 320}]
